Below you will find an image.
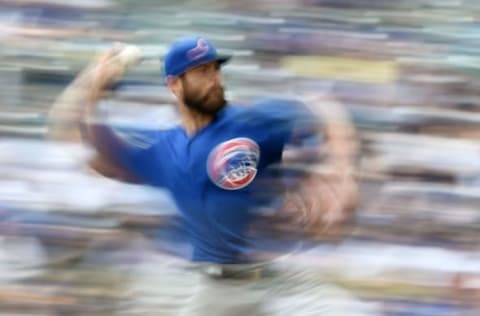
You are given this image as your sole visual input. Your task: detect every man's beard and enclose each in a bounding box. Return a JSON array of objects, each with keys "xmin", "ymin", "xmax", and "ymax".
[{"xmin": 182, "ymin": 81, "xmax": 227, "ymax": 116}]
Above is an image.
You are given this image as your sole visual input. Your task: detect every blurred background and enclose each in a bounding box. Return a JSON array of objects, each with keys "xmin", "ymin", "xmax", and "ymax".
[{"xmin": 1, "ymin": 0, "xmax": 480, "ymax": 315}]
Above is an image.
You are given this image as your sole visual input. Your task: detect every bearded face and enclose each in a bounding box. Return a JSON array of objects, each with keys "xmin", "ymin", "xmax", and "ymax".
[
  {"xmin": 178, "ymin": 61, "xmax": 227, "ymax": 116},
  {"xmin": 181, "ymin": 76, "xmax": 226, "ymax": 115}
]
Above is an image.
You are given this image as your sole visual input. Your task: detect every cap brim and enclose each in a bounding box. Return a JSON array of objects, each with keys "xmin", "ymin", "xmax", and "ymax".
[
  {"xmin": 216, "ymin": 55, "xmax": 231, "ymax": 65},
  {"xmin": 165, "ymin": 55, "xmax": 232, "ymax": 79}
]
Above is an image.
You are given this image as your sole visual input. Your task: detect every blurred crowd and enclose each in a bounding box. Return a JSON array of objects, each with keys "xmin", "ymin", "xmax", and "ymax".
[{"xmin": 1, "ymin": 0, "xmax": 480, "ymax": 315}]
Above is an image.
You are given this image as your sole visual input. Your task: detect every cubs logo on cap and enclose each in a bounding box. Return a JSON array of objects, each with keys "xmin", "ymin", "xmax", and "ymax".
[
  {"xmin": 207, "ymin": 138, "xmax": 260, "ymax": 190},
  {"xmin": 187, "ymin": 38, "xmax": 210, "ymax": 61}
]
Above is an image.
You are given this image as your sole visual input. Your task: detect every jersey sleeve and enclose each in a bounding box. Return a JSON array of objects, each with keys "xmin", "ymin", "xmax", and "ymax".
[{"xmin": 83, "ymin": 121, "xmax": 166, "ymax": 186}]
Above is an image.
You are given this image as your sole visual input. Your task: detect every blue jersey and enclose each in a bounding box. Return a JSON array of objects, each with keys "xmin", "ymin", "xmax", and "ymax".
[{"xmin": 94, "ymin": 98, "xmax": 316, "ymax": 263}]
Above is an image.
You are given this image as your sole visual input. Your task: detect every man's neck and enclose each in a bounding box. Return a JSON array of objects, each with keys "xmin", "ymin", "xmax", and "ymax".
[{"xmin": 179, "ymin": 104, "xmax": 215, "ymax": 137}]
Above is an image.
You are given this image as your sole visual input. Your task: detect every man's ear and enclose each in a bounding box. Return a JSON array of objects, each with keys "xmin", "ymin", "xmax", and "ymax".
[
  {"xmin": 165, "ymin": 75, "xmax": 175, "ymax": 86},
  {"xmin": 166, "ymin": 75, "xmax": 181, "ymax": 96}
]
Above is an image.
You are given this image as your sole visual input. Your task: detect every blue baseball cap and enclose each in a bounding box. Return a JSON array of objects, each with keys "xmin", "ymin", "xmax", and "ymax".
[{"xmin": 163, "ymin": 36, "xmax": 231, "ymax": 78}]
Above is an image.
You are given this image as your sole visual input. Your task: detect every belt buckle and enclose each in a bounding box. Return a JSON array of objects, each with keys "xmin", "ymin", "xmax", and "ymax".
[
  {"xmin": 203, "ymin": 264, "xmax": 266, "ymax": 281},
  {"xmin": 205, "ymin": 265, "xmax": 224, "ymax": 278}
]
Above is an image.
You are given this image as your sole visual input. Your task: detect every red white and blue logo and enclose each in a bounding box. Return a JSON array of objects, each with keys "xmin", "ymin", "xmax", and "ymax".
[
  {"xmin": 187, "ymin": 38, "xmax": 210, "ymax": 61},
  {"xmin": 207, "ymin": 138, "xmax": 260, "ymax": 190}
]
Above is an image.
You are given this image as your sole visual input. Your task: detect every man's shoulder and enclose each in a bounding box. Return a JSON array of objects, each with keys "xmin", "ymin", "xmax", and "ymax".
[
  {"xmin": 112, "ymin": 125, "xmax": 181, "ymax": 151},
  {"xmin": 227, "ymin": 97, "xmax": 301, "ymax": 110},
  {"xmin": 225, "ymin": 97, "xmax": 307, "ymax": 125}
]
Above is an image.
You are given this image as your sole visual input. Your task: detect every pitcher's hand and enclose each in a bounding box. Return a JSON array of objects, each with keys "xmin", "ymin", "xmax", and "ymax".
[
  {"xmin": 279, "ymin": 173, "xmax": 357, "ymax": 239},
  {"xmin": 90, "ymin": 43, "xmax": 130, "ymax": 90}
]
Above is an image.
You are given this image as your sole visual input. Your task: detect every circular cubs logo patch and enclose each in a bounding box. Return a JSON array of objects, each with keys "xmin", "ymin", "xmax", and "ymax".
[{"xmin": 207, "ymin": 138, "xmax": 260, "ymax": 190}]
